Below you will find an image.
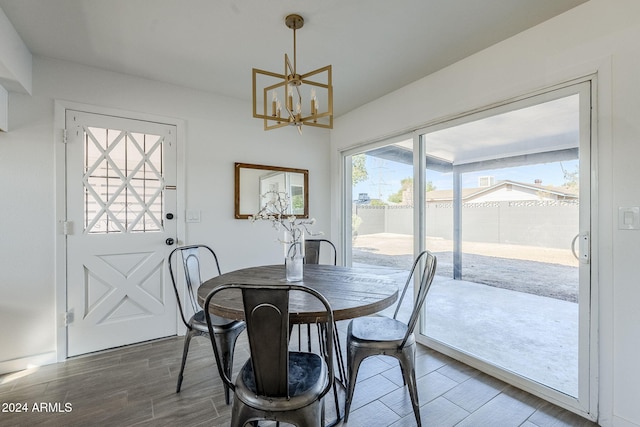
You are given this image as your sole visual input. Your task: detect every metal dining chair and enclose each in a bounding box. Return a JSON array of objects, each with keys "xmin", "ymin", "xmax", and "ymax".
[
  {"xmin": 304, "ymin": 238, "xmax": 337, "ymax": 266},
  {"xmin": 168, "ymin": 245, "xmax": 246, "ymax": 404},
  {"xmin": 204, "ymin": 283, "xmax": 335, "ymax": 427},
  {"xmin": 300, "ymin": 238, "xmax": 338, "ymax": 351},
  {"xmin": 302, "ymin": 238, "xmax": 346, "ymax": 388},
  {"xmin": 343, "ymin": 250, "xmax": 437, "ymax": 427}
]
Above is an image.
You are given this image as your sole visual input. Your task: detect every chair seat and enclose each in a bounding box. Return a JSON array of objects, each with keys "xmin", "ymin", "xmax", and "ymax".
[
  {"xmin": 349, "ymin": 316, "xmax": 414, "ymax": 346},
  {"xmin": 190, "ymin": 310, "xmax": 244, "ymax": 333},
  {"xmin": 235, "ymin": 352, "xmax": 328, "ymax": 410}
]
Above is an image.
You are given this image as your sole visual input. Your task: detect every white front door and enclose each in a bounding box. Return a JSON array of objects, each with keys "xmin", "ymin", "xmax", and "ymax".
[{"xmin": 65, "ymin": 110, "xmax": 178, "ymax": 356}]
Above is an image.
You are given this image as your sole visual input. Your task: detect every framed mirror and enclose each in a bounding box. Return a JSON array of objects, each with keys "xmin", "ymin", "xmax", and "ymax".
[{"xmin": 235, "ymin": 162, "xmax": 309, "ymax": 219}]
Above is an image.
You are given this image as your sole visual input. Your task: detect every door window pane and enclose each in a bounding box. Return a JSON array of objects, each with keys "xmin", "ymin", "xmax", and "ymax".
[{"xmin": 83, "ymin": 127, "xmax": 165, "ymax": 234}]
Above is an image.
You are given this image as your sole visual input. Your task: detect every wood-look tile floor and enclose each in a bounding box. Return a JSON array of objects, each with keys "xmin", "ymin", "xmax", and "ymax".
[{"xmin": 0, "ymin": 324, "xmax": 599, "ymax": 427}]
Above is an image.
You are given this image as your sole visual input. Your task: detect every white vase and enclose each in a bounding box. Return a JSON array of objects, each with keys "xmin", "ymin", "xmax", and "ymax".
[{"xmin": 284, "ymin": 229, "xmax": 305, "ymax": 282}]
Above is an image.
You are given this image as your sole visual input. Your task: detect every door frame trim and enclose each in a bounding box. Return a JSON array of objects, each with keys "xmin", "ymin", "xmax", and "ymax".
[{"xmin": 54, "ymin": 101, "xmax": 186, "ymax": 361}]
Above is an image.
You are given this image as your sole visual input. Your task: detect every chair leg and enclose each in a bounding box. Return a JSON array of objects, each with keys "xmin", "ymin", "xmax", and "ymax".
[
  {"xmin": 398, "ymin": 345, "xmax": 421, "ymax": 427},
  {"xmin": 333, "ymin": 320, "xmax": 347, "ymax": 383},
  {"xmin": 230, "ymin": 399, "xmax": 263, "ymax": 427},
  {"xmin": 176, "ymin": 329, "xmax": 195, "ymax": 393},
  {"xmin": 398, "ymin": 360, "xmax": 407, "ymax": 386},
  {"xmin": 229, "ymin": 398, "xmax": 245, "ymax": 427},
  {"xmin": 282, "ymin": 400, "xmax": 323, "ymax": 427},
  {"xmin": 215, "ymin": 326, "xmax": 244, "ymax": 405},
  {"xmin": 317, "ymin": 322, "xmax": 342, "ymax": 421},
  {"xmin": 344, "ymin": 350, "xmax": 367, "ymax": 423},
  {"xmin": 293, "ymin": 323, "xmax": 312, "ymax": 352}
]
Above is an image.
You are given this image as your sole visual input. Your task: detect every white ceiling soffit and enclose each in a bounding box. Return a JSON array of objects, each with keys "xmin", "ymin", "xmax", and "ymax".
[
  {"xmin": 378, "ymin": 95, "xmax": 579, "ymax": 168},
  {"xmin": 0, "ymin": 5, "xmax": 32, "ymax": 95},
  {"xmin": 0, "ymin": 0, "xmax": 588, "ymax": 116},
  {"xmin": 425, "ymin": 95, "xmax": 580, "ymax": 165}
]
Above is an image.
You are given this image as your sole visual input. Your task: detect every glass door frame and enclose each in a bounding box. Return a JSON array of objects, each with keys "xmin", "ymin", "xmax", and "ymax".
[
  {"xmin": 340, "ymin": 78, "xmax": 597, "ymax": 420},
  {"xmin": 413, "ymin": 79, "xmax": 596, "ymax": 420}
]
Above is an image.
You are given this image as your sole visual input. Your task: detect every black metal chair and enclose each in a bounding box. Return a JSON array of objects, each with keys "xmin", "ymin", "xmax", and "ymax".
[
  {"xmin": 343, "ymin": 250, "xmax": 437, "ymax": 427},
  {"xmin": 204, "ymin": 283, "xmax": 335, "ymax": 427},
  {"xmin": 302, "ymin": 238, "xmax": 346, "ymax": 386},
  {"xmin": 301, "ymin": 239, "xmax": 338, "ymax": 350},
  {"xmin": 168, "ymin": 245, "xmax": 245, "ymax": 404},
  {"xmin": 304, "ymin": 238, "xmax": 337, "ymax": 266}
]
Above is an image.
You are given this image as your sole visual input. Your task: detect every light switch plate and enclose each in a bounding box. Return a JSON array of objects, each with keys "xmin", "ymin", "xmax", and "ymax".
[
  {"xmin": 186, "ymin": 210, "xmax": 201, "ymax": 223},
  {"xmin": 618, "ymin": 207, "xmax": 640, "ymax": 230}
]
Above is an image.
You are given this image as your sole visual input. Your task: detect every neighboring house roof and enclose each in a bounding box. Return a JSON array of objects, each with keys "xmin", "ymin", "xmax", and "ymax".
[{"xmin": 426, "ymin": 180, "xmax": 579, "ymax": 202}]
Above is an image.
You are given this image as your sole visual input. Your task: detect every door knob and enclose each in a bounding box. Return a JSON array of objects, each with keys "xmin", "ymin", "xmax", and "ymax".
[
  {"xmin": 166, "ymin": 238, "xmax": 175, "ymax": 246},
  {"xmin": 166, "ymin": 213, "xmax": 174, "ymax": 220}
]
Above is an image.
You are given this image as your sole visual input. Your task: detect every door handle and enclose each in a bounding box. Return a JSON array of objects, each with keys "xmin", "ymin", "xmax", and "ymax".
[
  {"xmin": 571, "ymin": 232, "xmax": 590, "ymax": 264},
  {"xmin": 166, "ymin": 238, "xmax": 175, "ymax": 246}
]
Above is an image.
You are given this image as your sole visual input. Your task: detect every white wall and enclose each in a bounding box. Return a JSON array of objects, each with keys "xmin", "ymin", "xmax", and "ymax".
[
  {"xmin": 0, "ymin": 57, "xmax": 331, "ymax": 371},
  {"xmin": 331, "ymin": 0, "xmax": 639, "ymax": 425}
]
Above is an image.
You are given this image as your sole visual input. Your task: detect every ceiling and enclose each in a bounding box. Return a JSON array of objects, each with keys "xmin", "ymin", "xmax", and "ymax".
[{"xmin": 0, "ymin": 0, "xmax": 588, "ymax": 117}]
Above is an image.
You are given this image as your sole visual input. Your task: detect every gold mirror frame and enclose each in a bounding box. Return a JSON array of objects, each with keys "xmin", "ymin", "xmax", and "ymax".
[{"xmin": 234, "ymin": 162, "xmax": 309, "ymax": 219}]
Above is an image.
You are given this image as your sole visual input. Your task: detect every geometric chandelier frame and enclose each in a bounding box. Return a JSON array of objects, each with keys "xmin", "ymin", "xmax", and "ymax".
[{"xmin": 252, "ymin": 14, "xmax": 333, "ymax": 133}]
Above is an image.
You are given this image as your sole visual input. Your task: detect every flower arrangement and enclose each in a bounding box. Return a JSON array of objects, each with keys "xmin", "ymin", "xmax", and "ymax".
[
  {"xmin": 248, "ymin": 190, "xmax": 318, "ymax": 244},
  {"xmin": 249, "ymin": 190, "xmax": 319, "ymax": 281}
]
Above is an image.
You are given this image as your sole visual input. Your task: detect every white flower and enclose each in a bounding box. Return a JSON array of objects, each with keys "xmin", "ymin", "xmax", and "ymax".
[{"xmin": 248, "ymin": 191, "xmax": 321, "ymax": 247}]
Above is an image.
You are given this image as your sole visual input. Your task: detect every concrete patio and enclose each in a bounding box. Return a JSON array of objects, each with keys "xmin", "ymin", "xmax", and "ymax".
[{"xmin": 353, "ymin": 233, "xmax": 579, "ymax": 398}]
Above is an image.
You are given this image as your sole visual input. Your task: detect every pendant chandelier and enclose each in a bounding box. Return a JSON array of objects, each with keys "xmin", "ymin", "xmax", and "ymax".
[{"xmin": 252, "ymin": 14, "xmax": 333, "ymax": 133}]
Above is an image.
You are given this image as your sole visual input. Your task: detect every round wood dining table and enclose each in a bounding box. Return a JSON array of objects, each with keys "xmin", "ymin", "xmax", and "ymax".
[{"xmin": 198, "ymin": 264, "xmax": 399, "ymax": 323}]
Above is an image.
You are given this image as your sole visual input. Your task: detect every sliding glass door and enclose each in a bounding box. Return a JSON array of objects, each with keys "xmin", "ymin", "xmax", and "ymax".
[
  {"xmin": 418, "ymin": 82, "xmax": 593, "ymax": 415},
  {"xmin": 342, "ymin": 81, "xmax": 595, "ymax": 417}
]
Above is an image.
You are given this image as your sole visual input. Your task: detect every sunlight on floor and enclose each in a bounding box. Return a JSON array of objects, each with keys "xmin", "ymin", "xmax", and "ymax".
[{"xmin": 1, "ymin": 365, "xmax": 40, "ymax": 385}]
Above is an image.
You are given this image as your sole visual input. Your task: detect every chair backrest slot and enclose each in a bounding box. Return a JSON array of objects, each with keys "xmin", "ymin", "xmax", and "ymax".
[{"xmin": 182, "ymin": 248, "xmax": 203, "ymax": 312}]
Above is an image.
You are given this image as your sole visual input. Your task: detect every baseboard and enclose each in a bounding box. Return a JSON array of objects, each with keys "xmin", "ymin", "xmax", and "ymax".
[{"xmin": 0, "ymin": 352, "xmax": 57, "ymax": 376}]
